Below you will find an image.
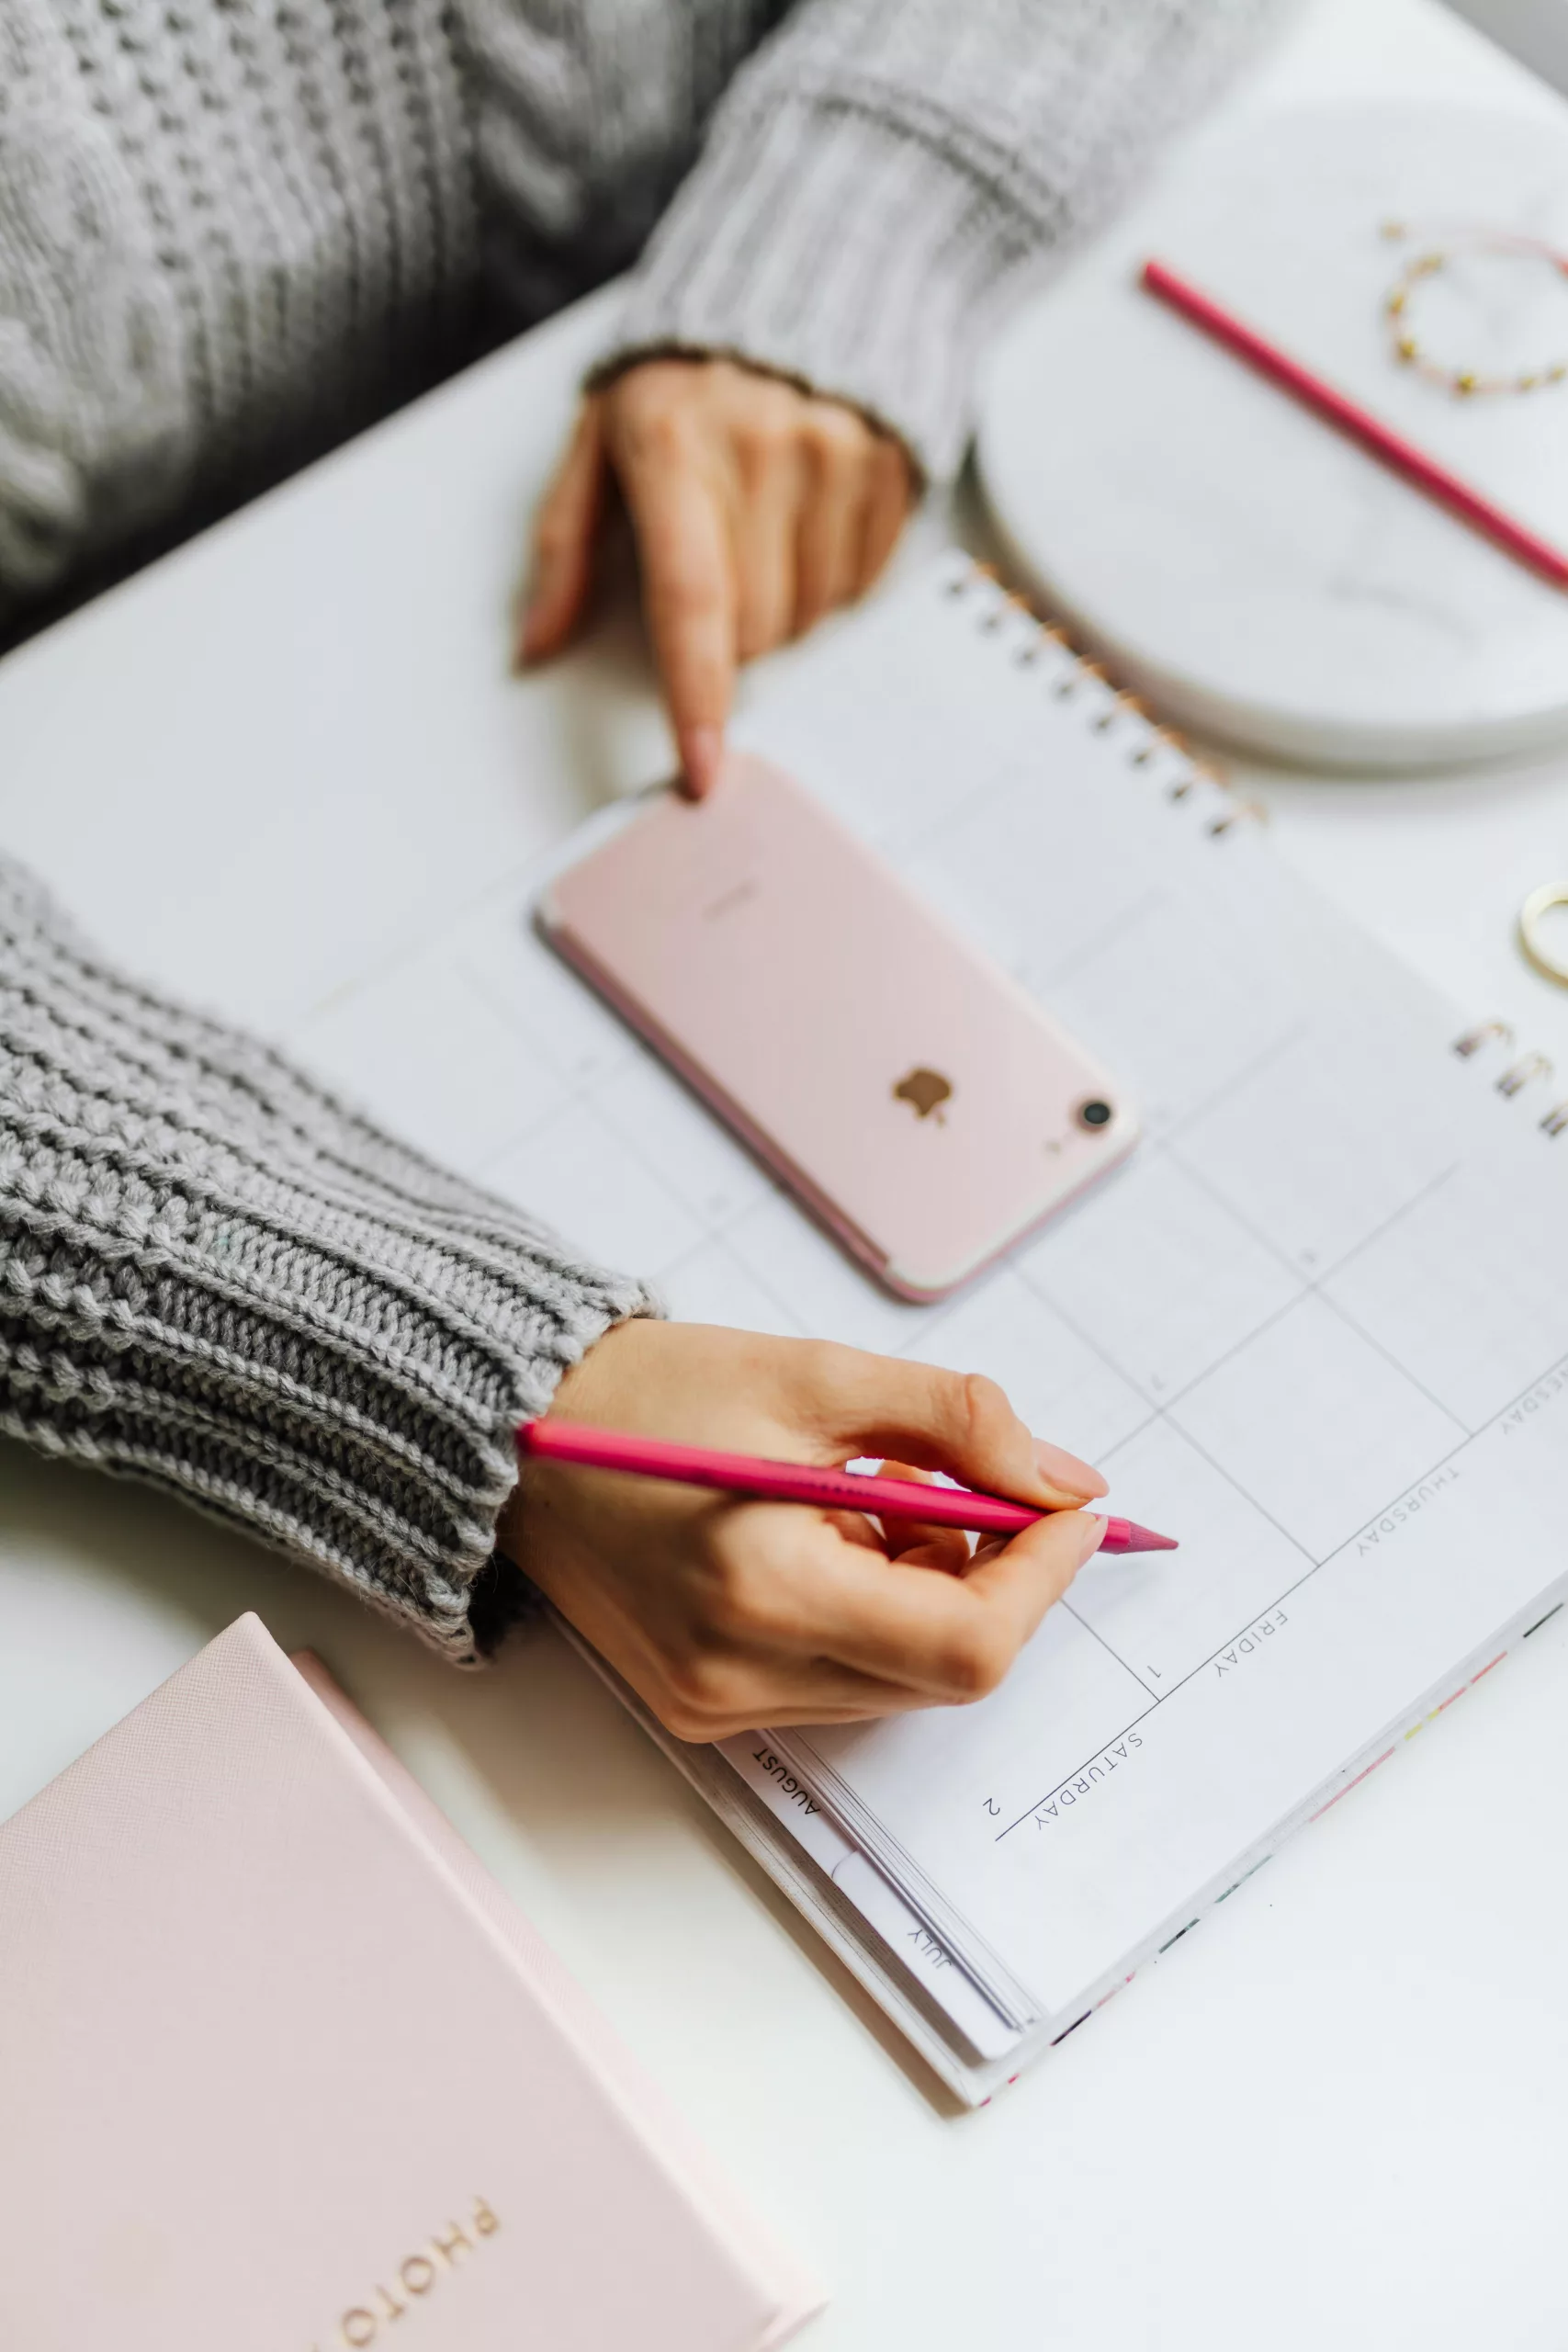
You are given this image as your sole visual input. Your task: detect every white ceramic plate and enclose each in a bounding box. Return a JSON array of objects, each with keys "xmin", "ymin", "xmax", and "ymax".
[{"xmin": 976, "ymin": 103, "xmax": 1568, "ymax": 770}]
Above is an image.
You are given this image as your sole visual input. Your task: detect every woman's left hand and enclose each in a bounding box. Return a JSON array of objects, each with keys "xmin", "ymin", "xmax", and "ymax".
[{"xmin": 518, "ymin": 357, "xmax": 914, "ymax": 797}]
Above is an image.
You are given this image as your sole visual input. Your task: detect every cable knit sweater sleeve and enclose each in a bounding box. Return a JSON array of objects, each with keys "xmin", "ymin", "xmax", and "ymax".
[
  {"xmin": 604, "ymin": 0, "xmax": 1291, "ymax": 481},
  {"xmin": 0, "ymin": 857, "xmax": 656, "ymax": 1664}
]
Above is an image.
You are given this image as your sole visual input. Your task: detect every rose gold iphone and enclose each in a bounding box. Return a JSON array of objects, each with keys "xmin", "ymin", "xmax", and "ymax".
[{"xmin": 539, "ymin": 753, "xmax": 1137, "ymax": 1301}]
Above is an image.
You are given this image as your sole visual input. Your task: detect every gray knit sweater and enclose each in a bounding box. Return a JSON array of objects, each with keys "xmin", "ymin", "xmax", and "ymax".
[
  {"xmin": 1, "ymin": 0, "xmax": 1283, "ymax": 1655},
  {"xmin": 0, "ymin": 0, "xmax": 1284, "ymax": 609},
  {"xmin": 0, "ymin": 856, "xmax": 655, "ymax": 1662}
]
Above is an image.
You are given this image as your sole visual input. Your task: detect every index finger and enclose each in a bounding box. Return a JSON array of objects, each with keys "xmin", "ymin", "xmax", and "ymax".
[{"xmin": 620, "ymin": 458, "xmax": 735, "ymax": 798}]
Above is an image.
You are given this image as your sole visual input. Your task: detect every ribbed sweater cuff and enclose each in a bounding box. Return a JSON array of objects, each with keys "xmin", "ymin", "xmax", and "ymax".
[
  {"xmin": 0, "ymin": 858, "xmax": 657, "ymax": 1667},
  {"xmin": 600, "ymin": 95, "xmax": 1053, "ymax": 483}
]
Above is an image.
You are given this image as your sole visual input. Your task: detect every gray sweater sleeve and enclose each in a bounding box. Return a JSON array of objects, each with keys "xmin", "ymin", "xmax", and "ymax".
[
  {"xmin": 604, "ymin": 0, "xmax": 1290, "ymax": 480},
  {"xmin": 0, "ymin": 857, "xmax": 656, "ymax": 1664}
]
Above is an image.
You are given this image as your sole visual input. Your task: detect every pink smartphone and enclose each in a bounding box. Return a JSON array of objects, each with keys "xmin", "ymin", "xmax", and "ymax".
[{"xmin": 539, "ymin": 753, "xmax": 1137, "ymax": 1301}]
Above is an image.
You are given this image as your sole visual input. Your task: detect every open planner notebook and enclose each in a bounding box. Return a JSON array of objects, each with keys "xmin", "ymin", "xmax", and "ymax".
[{"xmin": 294, "ymin": 557, "xmax": 1568, "ymax": 2104}]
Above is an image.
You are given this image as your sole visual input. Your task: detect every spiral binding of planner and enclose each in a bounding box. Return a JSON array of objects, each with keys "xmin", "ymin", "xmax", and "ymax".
[
  {"xmin": 952, "ymin": 557, "xmax": 1568, "ymax": 1156},
  {"xmin": 953, "ymin": 560, "xmax": 1258, "ymax": 834},
  {"xmin": 959, "ymin": 557, "xmax": 1568, "ymax": 1150},
  {"xmin": 1454, "ymin": 1019, "xmax": 1567, "ymax": 1137}
]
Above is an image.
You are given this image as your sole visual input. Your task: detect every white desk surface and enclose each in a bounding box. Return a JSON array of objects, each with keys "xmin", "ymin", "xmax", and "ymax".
[{"xmin": 4, "ymin": 3, "xmax": 1567, "ymax": 2344}]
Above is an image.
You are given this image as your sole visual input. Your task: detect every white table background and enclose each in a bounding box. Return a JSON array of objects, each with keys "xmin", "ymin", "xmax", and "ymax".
[{"xmin": 4, "ymin": 3, "xmax": 1568, "ymax": 2344}]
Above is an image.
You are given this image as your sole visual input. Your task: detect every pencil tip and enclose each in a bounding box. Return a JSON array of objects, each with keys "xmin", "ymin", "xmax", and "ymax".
[{"xmin": 1128, "ymin": 1523, "xmax": 1179, "ymax": 1553}]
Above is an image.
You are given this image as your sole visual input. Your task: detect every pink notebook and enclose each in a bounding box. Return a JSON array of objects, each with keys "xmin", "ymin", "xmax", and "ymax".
[{"xmin": 0, "ymin": 1614, "xmax": 823, "ymax": 2349}]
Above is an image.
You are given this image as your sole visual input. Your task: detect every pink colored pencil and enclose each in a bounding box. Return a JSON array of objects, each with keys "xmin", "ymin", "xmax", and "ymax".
[
  {"xmin": 517, "ymin": 1419, "xmax": 1178, "ymax": 1554},
  {"xmin": 1142, "ymin": 256, "xmax": 1568, "ymax": 593}
]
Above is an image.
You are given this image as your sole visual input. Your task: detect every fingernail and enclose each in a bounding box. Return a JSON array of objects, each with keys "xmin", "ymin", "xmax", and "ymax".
[
  {"xmin": 1034, "ymin": 1439, "xmax": 1107, "ymax": 1501},
  {"xmin": 1078, "ymin": 1514, "xmax": 1109, "ymax": 1565},
  {"xmin": 680, "ymin": 725, "xmax": 724, "ymax": 799}
]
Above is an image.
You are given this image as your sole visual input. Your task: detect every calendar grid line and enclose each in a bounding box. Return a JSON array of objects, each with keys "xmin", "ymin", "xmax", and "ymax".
[
  {"xmin": 1061, "ymin": 1600, "xmax": 1160, "ymax": 1700},
  {"xmin": 991, "ymin": 1698, "xmax": 1163, "ymax": 1842},
  {"xmin": 1309, "ymin": 1343, "xmax": 1568, "ymax": 1576},
  {"xmin": 881, "ymin": 743, "xmax": 1049, "ymax": 867},
  {"xmin": 1034, "ymin": 888, "xmax": 1168, "ymax": 996},
  {"xmin": 1010, "ymin": 1259, "xmax": 1163, "ymax": 1412},
  {"xmin": 1164, "ymin": 1020, "xmax": 1314, "ymax": 1144},
  {"xmin": 1064, "ymin": 1257, "xmax": 1307, "ymax": 1426},
  {"xmin": 1303, "ymin": 1158, "xmax": 1462, "ymax": 1288},
  {"xmin": 1309, "ymin": 1285, "xmax": 1472, "ymax": 1446},
  {"xmin": 1116, "ymin": 1412, "xmax": 1319, "ymax": 1573},
  {"xmin": 1000, "ymin": 1056, "xmax": 1461, "ymax": 1447},
  {"xmin": 996, "ymin": 1337, "xmax": 1568, "ymax": 1838},
  {"xmin": 1118, "ymin": 1149, "xmax": 1471, "ymax": 1422},
  {"xmin": 977, "ymin": 1131, "xmax": 1483, "ymax": 1714}
]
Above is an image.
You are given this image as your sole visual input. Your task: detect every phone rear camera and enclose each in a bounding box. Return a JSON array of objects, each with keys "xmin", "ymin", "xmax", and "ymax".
[{"xmin": 1077, "ymin": 1098, "xmax": 1114, "ymax": 1131}]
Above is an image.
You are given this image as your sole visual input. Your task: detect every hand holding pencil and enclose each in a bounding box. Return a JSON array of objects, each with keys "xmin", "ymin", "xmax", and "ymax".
[
  {"xmin": 520, "ymin": 1417, "xmax": 1174, "ymax": 1553},
  {"xmin": 502, "ymin": 1320, "xmax": 1137, "ymax": 1742}
]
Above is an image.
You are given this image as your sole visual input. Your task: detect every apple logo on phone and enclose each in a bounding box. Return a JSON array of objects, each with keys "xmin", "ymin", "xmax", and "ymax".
[{"xmin": 894, "ymin": 1068, "xmax": 953, "ymax": 1124}]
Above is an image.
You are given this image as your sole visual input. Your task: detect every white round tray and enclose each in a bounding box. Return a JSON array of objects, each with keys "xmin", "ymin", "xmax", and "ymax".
[{"xmin": 976, "ymin": 104, "xmax": 1568, "ymax": 771}]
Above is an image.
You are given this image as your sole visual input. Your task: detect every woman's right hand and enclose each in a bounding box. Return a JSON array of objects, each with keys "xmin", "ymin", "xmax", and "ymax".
[{"xmin": 503, "ymin": 1318, "xmax": 1107, "ymax": 1741}]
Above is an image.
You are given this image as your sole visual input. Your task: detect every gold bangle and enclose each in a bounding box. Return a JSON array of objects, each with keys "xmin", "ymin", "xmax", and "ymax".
[{"xmin": 1518, "ymin": 881, "xmax": 1568, "ymax": 989}]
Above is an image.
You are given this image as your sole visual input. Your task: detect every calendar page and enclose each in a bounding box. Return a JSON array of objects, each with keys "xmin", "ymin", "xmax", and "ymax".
[{"xmin": 287, "ymin": 560, "xmax": 1568, "ymax": 2065}]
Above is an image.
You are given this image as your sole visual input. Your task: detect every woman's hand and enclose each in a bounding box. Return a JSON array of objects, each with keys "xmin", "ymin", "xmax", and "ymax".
[
  {"xmin": 518, "ymin": 358, "xmax": 915, "ymax": 797},
  {"xmin": 502, "ymin": 1319, "xmax": 1107, "ymax": 1741}
]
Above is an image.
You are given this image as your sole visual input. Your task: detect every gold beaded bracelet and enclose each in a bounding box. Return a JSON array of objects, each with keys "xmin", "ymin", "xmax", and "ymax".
[{"xmin": 1380, "ymin": 220, "xmax": 1568, "ymax": 398}]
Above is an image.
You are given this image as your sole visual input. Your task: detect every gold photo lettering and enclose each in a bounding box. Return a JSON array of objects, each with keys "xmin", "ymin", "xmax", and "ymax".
[{"xmin": 312, "ymin": 2199, "xmax": 500, "ymax": 2347}]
